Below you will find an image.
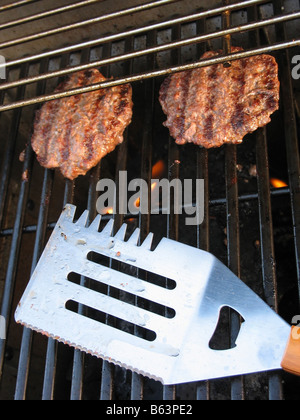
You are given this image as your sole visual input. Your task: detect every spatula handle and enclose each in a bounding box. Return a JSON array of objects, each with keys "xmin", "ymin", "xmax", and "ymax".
[{"xmin": 281, "ymin": 326, "xmax": 300, "ymax": 376}]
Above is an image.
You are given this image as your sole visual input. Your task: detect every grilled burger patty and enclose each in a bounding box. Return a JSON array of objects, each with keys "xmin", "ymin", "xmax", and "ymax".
[
  {"xmin": 31, "ymin": 69, "xmax": 133, "ymax": 180},
  {"xmin": 159, "ymin": 47, "xmax": 280, "ymax": 148}
]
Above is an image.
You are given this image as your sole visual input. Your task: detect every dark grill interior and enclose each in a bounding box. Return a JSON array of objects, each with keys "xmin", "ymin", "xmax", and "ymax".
[{"xmin": 0, "ymin": 0, "xmax": 300, "ymax": 400}]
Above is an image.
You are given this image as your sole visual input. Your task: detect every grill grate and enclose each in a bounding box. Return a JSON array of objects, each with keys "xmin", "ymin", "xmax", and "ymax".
[
  {"xmin": 0, "ymin": 0, "xmax": 299, "ymax": 400},
  {"xmin": 0, "ymin": 0, "xmax": 300, "ymax": 110}
]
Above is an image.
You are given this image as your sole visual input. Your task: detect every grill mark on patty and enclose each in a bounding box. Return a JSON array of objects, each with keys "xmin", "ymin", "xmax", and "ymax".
[
  {"xmin": 84, "ymin": 90, "xmax": 107, "ymax": 163},
  {"xmin": 116, "ymin": 98, "xmax": 128, "ymax": 117},
  {"xmin": 62, "ymin": 117, "xmax": 72, "ymax": 162},
  {"xmin": 159, "ymin": 76, "xmax": 171, "ymax": 105},
  {"xmin": 178, "ymin": 70, "xmax": 193, "ymax": 140},
  {"xmin": 61, "ymin": 94, "xmax": 81, "ymax": 164},
  {"xmin": 266, "ymin": 92, "xmax": 278, "ymax": 112},
  {"xmin": 231, "ymin": 59, "xmax": 247, "ymax": 132},
  {"xmin": 83, "ymin": 70, "xmax": 94, "ymax": 80},
  {"xmin": 38, "ymin": 98, "xmax": 60, "ymax": 166},
  {"xmin": 38, "ymin": 77, "xmax": 68, "ymax": 163},
  {"xmin": 262, "ymin": 60, "xmax": 279, "ymax": 112},
  {"xmin": 204, "ymin": 65, "xmax": 218, "ymax": 141}
]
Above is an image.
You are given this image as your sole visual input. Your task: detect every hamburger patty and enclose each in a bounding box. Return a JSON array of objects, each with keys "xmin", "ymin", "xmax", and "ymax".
[
  {"xmin": 31, "ymin": 69, "xmax": 133, "ymax": 180},
  {"xmin": 159, "ymin": 47, "xmax": 280, "ymax": 148}
]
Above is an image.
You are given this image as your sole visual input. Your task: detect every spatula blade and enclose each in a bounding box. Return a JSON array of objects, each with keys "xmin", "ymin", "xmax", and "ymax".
[{"xmin": 15, "ymin": 204, "xmax": 291, "ymax": 384}]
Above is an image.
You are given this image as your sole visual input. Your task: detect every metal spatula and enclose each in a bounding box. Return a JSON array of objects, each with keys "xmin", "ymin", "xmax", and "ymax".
[{"xmin": 15, "ymin": 204, "xmax": 300, "ymax": 384}]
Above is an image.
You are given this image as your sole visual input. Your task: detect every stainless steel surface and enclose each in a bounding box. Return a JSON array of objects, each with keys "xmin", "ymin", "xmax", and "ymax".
[{"xmin": 15, "ymin": 205, "xmax": 291, "ymax": 384}]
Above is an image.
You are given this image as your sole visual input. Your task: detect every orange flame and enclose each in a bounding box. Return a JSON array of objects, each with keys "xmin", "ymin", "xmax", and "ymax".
[
  {"xmin": 270, "ymin": 178, "xmax": 288, "ymax": 188},
  {"xmin": 134, "ymin": 161, "xmax": 165, "ymax": 209},
  {"xmin": 152, "ymin": 160, "xmax": 166, "ymax": 178},
  {"xmin": 135, "ymin": 182, "xmax": 157, "ymax": 208}
]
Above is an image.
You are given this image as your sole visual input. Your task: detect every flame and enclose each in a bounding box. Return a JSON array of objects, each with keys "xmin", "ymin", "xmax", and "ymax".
[
  {"xmin": 134, "ymin": 161, "xmax": 165, "ymax": 209},
  {"xmin": 152, "ymin": 160, "xmax": 166, "ymax": 178},
  {"xmin": 105, "ymin": 207, "xmax": 114, "ymax": 215},
  {"xmin": 134, "ymin": 198, "xmax": 140, "ymax": 209},
  {"xmin": 135, "ymin": 182, "xmax": 157, "ymax": 208},
  {"xmin": 270, "ymin": 178, "xmax": 288, "ymax": 188}
]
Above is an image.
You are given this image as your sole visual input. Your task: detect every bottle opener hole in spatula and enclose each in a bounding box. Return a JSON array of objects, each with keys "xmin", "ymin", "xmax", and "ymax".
[{"xmin": 15, "ymin": 204, "xmax": 300, "ymax": 384}]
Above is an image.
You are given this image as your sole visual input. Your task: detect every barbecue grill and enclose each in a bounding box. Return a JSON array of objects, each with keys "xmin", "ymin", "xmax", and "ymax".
[{"xmin": 0, "ymin": 0, "xmax": 299, "ymax": 401}]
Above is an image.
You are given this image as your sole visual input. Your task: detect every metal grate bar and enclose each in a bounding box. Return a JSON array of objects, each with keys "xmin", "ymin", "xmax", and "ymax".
[
  {"xmin": 0, "ymin": 140, "xmax": 33, "ymax": 368},
  {"xmin": 0, "ymin": 62, "xmax": 31, "ymax": 380},
  {"xmin": 1, "ymin": 39, "xmax": 300, "ymax": 113},
  {"xmin": 1, "ymin": 0, "xmax": 273, "ymax": 70},
  {"xmin": 0, "ymin": 136, "xmax": 34, "ymax": 379},
  {"xmin": 225, "ymin": 145, "xmax": 245, "ymax": 401},
  {"xmin": 256, "ymin": 127, "xmax": 284, "ymax": 400},
  {"xmin": 69, "ymin": 47, "xmax": 96, "ymax": 401},
  {"xmin": 195, "ymin": 16, "xmax": 210, "ymax": 401},
  {"xmin": 130, "ymin": 29, "xmax": 157, "ymax": 401},
  {"xmin": 14, "ymin": 165, "xmax": 54, "ymax": 400},
  {"xmin": 96, "ymin": 41, "xmax": 115, "ymax": 402},
  {"xmin": 100, "ymin": 38, "xmax": 132, "ymax": 400},
  {"xmin": 12, "ymin": 57, "xmax": 52, "ymax": 400},
  {"xmin": 0, "ymin": 0, "xmax": 40, "ymax": 13},
  {"xmin": 0, "ymin": 67, "xmax": 29, "ymax": 228},
  {"xmin": 1, "ymin": 9, "xmax": 300, "ymax": 102},
  {"xmin": 0, "ymin": 0, "xmax": 180, "ymax": 50},
  {"xmin": 0, "ymin": 0, "xmax": 271, "ymax": 51},
  {"xmin": 40, "ymin": 53, "xmax": 76, "ymax": 401},
  {"xmin": 246, "ymin": 3, "xmax": 283, "ymax": 400},
  {"xmin": 222, "ymin": 0, "xmax": 245, "ymax": 401},
  {"xmin": 162, "ymin": 23, "xmax": 181, "ymax": 401},
  {"xmin": 0, "ymin": 0, "xmax": 105, "ymax": 31}
]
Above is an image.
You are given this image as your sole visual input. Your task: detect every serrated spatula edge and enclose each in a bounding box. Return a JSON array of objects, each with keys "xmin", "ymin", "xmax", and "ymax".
[{"xmin": 16, "ymin": 318, "xmax": 165, "ymax": 384}]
